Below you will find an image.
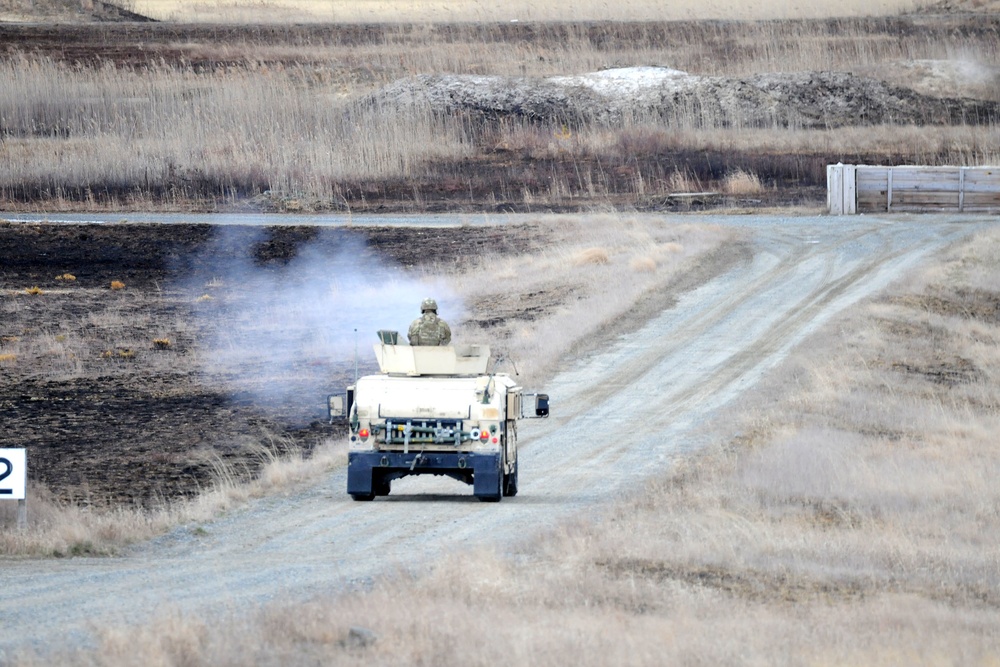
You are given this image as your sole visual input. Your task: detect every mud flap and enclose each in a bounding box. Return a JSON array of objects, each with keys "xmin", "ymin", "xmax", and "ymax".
[
  {"xmin": 472, "ymin": 452, "xmax": 502, "ymax": 501},
  {"xmin": 347, "ymin": 453, "xmax": 375, "ymax": 496}
]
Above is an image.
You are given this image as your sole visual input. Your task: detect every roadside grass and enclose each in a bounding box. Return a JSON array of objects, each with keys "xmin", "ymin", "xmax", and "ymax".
[
  {"xmin": 2, "ymin": 13, "xmax": 999, "ymax": 209},
  {"xmin": 446, "ymin": 214, "xmax": 734, "ymax": 386},
  {"xmin": 0, "ymin": 439, "xmax": 344, "ymax": 557},
  {"xmin": 21, "ymin": 226, "xmax": 1000, "ymax": 663}
]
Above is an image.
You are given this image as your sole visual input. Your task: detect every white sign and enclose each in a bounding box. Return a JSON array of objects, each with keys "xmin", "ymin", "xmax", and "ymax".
[{"xmin": 0, "ymin": 449, "xmax": 26, "ymax": 500}]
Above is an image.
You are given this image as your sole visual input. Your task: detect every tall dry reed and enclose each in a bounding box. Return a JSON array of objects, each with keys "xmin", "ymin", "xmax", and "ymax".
[
  {"xmin": 132, "ymin": 0, "xmax": 931, "ymax": 23},
  {"xmin": 2, "ymin": 14, "xmax": 999, "ymax": 207}
]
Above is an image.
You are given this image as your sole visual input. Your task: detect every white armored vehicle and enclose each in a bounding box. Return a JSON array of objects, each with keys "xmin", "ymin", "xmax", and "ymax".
[{"xmin": 329, "ymin": 333, "xmax": 548, "ymax": 502}]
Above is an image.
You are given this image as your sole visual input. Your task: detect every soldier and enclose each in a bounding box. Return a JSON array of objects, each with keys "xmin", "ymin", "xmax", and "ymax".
[{"xmin": 408, "ymin": 297, "xmax": 452, "ymax": 346}]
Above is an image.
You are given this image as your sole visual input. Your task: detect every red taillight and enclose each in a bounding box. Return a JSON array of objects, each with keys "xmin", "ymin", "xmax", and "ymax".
[
  {"xmin": 480, "ymin": 430, "xmax": 489, "ymax": 442},
  {"xmin": 492, "ymin": 437, "xmax": 498, "ymax": 444},
  {"xmin": 359, "ymin": 428, "xmax": 370, "ymax": 438}
]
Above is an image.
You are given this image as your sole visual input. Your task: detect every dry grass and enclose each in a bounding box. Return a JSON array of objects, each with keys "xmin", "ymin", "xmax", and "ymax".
[
  {"xmin": 722, "ymin": 168, "xmax": 766, "ymax": 195},
  {"xmin": 0, "ymin": 56, "xmax": 472, "ymax": 207},
  {"xmin": 0, "ymin": 289, "xmax": 178, "ymax": 379},
  {"xmin": 131, "ymin": 0, "xmax": 930, "ymax": 22},
  {"xmin": 2, "ymin": 13, "xmax": 1000, "ymax": 208},
  {"xmin": 0, "ymin": 439, "xmax": 345, "ymax": 557},
  {"xmin": 572, "ymin": 247, "xmax": 610, "ymax": 266},
  {"xmin": 445, "ymin": 214, "xmax": 734, "ymax": 386},
  {"xmin": 28, "ymin": 218, "xmax": 1000, "ymax": 667},
  {"xmin": 666, "ymin": 169, "xmax": 703, "ymax": 193}
]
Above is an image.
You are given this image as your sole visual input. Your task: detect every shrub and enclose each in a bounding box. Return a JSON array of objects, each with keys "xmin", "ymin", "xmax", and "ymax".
[
  {"xmin": 629, "ymin": 256, "xmax": 658, "ymax": 272},
  {"xmin": 722, "ymin": 168, "xmax": 765, "ymax": 195},
  {"xmin": 573, "ymin": 247, "xmax": 610, "ymax": 265}
]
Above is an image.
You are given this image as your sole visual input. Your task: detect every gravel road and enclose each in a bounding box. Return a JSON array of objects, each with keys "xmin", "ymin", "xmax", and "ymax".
[{"xmin": 0, "ymin": 214, "xmax": 989, "ymax": 659}]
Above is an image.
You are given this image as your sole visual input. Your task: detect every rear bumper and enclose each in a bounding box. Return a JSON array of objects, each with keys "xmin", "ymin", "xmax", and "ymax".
[{"xmin": 347, "ymin": 450, "xmax": 501, "ymax": 497}]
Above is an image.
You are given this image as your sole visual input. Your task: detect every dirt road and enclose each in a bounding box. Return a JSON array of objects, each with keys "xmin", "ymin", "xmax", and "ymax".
[{"xmin": 0, "ymin": 214, "xmax": 989, "ymax": 658}]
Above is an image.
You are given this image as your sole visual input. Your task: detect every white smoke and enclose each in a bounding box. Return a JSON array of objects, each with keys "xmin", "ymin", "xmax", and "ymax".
[{"xmin": 179, "ymin": 226, "xmax": 466, "ymax": 414}]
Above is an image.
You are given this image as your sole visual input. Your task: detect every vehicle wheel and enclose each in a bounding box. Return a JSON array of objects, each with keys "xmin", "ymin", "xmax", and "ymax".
[
  {"xmin": 350, "ymin": 493, "xmax": 375, "ymax": 501},
  {"xmin": 374, "ymin": 475, "xmax": 391, "ymax": 497},
  {"xmin": 503, "ymin": 457, "xmax": 518, "ymax": 497}
]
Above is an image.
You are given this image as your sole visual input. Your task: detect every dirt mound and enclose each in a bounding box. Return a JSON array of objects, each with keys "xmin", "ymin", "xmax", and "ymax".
[
  {"xmin": 373, "ymin": 66, "xmax": 1000, "ymax": 129},
  {"xmin": 0, "ymin": 0, "xmax": 153, "ymax": 22},
  {"xmin": 918, "ymin": 0, "xmax": 1000, "ymax": 12}
]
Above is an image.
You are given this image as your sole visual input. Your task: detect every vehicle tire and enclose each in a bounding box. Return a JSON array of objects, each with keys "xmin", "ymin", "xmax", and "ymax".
[
  {"xmin": 374, "ymin": 475, "xmax": 391, "ymax": 497},
  {"xmin": 503, "ymin": 457, "xmax": 518, "ymax": 497},
  {"xmin": 350, "ymin": 493, "xmax": 375, "ymax": 501}
]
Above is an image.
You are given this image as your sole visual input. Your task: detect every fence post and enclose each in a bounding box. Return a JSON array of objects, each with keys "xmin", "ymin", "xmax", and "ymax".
[
  {"xmin": 845, "ymin": 165, "xmax": 857, "ymax": 215},
  {"xmin": 827, "ymin": 164, "xmax": 845, "ymax": 215},
  {"xmin": 1, "ymin": 449, "xmax": 27, "ymax": 529},
  {"xmin": 959, "ymin": 167, "xmax": 966, "ymax": 212},
  {"xmin": 887, "ymin": 168, "xmax": 894, "ymax": 212}
]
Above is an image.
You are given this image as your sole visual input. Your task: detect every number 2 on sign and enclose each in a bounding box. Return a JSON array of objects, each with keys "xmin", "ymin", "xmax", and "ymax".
[{"xmin": 0, "ymin": 457, "xmax": 12, "ymax": 495}]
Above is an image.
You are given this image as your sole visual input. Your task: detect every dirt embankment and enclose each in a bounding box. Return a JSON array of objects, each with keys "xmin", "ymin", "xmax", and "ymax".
[
  {"xmin": 0, "ymin": 222, "xmax": 539, "ymax": 506},
  {"xmin": 374, "ymin": 68, "xmax": 999, "ymax": 129}
]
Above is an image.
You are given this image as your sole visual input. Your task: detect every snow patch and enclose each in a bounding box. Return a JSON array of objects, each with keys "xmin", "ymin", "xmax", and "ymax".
[{"xmin": 548, "ymin": 66, "xmax": 702, "ymax": 96}]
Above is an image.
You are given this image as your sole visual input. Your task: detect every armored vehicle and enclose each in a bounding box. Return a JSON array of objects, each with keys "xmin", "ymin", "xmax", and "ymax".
[{"xmin": 329, "ymin": 334, "xmax": 548, "ymax": 502}]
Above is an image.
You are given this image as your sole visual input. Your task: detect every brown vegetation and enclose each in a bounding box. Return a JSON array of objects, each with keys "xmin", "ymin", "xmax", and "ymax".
[
  {"xmin": 0, "ymin": 0, "xmax": 948, "ymax": 24},
  {"xmin": 132, "ymin": 0, "xmax": 933, "ymax": 23},
  {"xmin": 1, "ymin": 13, "xmax": 999, "ymax": 212}
]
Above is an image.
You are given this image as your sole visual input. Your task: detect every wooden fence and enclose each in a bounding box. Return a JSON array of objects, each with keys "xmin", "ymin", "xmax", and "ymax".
[{"xmin": 828, "ymin": 164, "xmax": 1000, "ymax": 215}]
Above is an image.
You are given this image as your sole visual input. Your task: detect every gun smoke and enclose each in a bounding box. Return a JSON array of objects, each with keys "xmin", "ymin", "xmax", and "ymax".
[{"xmin": 177, "ymin": 226, "xmax": 466, "ymax": 421}]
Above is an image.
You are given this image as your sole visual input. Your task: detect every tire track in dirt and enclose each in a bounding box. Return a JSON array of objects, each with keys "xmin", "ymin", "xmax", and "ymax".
[
  {"xmin": 0, "ymin": 215, "xmax": 988, "ymax": 659},
  {"xmin": 537, "ymin": 224, "xmax": 873, "ymax": 425},
  {"xmin": 528, "ymin": 219, "xmax": 968, "ymax": 486}
]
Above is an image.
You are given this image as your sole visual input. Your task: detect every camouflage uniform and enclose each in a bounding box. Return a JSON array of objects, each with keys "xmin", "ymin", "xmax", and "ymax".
[{"xmin": 408, "ymin": 299, "xmax": 452, "ymax": 346}]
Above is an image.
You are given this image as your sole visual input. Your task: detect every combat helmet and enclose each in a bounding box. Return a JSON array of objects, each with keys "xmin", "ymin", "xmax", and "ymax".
[{"xmin": 420, "ymin": 297, "xmax": 438, "ymax": 313}]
